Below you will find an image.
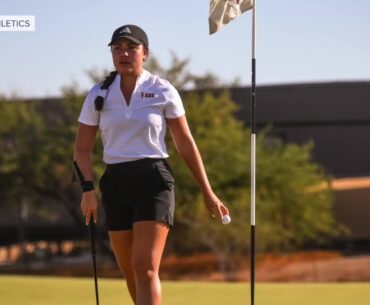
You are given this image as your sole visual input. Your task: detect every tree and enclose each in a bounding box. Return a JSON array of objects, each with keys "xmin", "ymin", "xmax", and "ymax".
[
  {"xmin": 83, "ymin": 52, "xmax": 240, "ymax": 91},
  {"xmin": 255, "ymin": 132, "xmax": 341, "ymax": 251},
  {"xmin": 0, "ymin": 100, "xmax": 45, "ymax": 208},
  {"xmin": 145, "ymin": 51, "xmax": 241, "ymax": 90},
  {"xmin": 165, "ymin": 90, "xmax": 340, "ymax": 272}
]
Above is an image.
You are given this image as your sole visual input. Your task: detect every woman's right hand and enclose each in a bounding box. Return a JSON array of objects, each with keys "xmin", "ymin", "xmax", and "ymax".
[
  {"xmin": 203, "ymin": 190, "xmax": 229, "ymax": 222},
  {"xmin": 80, "ymin": 191, "xmax": 99, "ymax": 225}
]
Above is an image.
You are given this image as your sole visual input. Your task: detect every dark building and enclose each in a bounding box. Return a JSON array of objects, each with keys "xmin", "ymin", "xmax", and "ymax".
[{"xmin": 226, "ymin": 81, "xmax": 370, "ymax": 178}]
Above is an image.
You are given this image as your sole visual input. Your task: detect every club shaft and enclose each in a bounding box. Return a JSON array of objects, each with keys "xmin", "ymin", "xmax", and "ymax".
[
  {"xmin": 89, "ymin": 221, "xmax": 100, "ymax": 305},
  {"xmin": 92, "ymin": 255, "xmax": 100, "ymax": 305}
]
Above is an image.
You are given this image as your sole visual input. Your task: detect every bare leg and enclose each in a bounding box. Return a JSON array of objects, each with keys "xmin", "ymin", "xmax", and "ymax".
[
  {"xmin": 132, "ymin": 221, "xmax": 169, "ymax": 305},
  {"xmin": 108, "ymin": 230, "xmax": 136, "ymax": 303}
]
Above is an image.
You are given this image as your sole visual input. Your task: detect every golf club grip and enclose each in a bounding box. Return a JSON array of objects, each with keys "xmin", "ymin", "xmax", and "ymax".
[{"xmin": 89, "ymin": 220, "xmax": 96, "ymax": 256}]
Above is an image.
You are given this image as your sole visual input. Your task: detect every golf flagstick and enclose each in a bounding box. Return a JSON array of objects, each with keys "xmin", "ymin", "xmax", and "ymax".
[
  {"xmin": 208, "ymin": 1, "xmax": 256, "ymax": 303},
  {"xmin": 89, "ymin": 219, "xmax": 100, "ymax": 305},
  {"xmin": 250, "ymin": 1, "xmax": 257, "ymax": 305}
]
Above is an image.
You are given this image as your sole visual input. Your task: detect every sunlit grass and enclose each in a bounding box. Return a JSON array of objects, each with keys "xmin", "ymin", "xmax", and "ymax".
[{"xmin": 0, "ymin": 275, "xmax": 369, "ymax": 305}]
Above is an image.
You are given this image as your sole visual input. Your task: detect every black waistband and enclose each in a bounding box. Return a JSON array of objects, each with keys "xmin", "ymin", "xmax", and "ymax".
[{"xmin": 106, "ymin": 158, "xmax": 165, "ymax": 170}]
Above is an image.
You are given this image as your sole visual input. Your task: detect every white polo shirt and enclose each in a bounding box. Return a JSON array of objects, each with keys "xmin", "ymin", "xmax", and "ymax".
[{"xmin": 78, "ymin": 69, "xmax": 185, "ymax": 164}]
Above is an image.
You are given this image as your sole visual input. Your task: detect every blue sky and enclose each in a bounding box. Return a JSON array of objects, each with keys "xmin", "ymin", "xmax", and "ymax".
[{"xmin": 0, "ymin": 0, "xmax": 369, "ymax": 98}]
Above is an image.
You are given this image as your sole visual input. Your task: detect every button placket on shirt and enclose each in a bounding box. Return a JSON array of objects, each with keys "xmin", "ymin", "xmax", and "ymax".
[{"xmin": 121, "ymin": 74, "xmax": 145, "ymax": 118}]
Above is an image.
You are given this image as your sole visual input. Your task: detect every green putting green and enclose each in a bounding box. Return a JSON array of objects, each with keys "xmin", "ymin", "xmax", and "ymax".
[{"xmin": 0, "ymin": 275, "xmax": 369, "ymax": 305}]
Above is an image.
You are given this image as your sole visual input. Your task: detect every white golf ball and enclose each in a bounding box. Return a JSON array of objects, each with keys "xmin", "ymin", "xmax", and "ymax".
[{"xmin": 222, "ymin": 215, "xmax": 231, "ymax": 225}]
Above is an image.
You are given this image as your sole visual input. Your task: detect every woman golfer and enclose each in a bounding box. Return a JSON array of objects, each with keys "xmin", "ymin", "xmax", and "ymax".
[{"xmin": 74, "ymin": 24, "xmax": 229, "ymax": 305}]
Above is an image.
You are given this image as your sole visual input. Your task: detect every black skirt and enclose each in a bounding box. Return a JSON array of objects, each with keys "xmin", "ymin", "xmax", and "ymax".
[{"xmin": 99, "ymin": 158, "xmax": 175, "ymax": 231}]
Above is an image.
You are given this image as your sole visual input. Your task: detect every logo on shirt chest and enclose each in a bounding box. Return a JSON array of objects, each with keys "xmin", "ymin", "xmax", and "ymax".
[{"xmin": 140, "ymin": 91, "xmax": 155, "ymax": 99}]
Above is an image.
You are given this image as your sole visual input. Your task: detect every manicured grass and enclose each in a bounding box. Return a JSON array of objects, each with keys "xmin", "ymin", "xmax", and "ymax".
[{"xmin": 0, "ymin": 275, "xmax": 369, "ymax": 305}]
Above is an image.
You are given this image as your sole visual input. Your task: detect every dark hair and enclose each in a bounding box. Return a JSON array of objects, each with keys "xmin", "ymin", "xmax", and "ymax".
[{"xmin": 94, "ymin": 71, "xmax": 118, "ymax": 111}]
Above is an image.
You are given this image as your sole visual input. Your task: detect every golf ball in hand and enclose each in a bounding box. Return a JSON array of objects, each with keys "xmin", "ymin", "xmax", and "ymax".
[{"xmin": 222, "ymin": 215, "xmax": 231, "ymax": 225}]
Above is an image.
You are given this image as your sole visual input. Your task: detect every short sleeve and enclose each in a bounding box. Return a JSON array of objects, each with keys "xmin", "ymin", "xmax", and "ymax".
[
  {"xmin": 163, "ymin": 83, "xmax": 185, "ymax": 118},
  {"xmin": 78, "ymin": 85, "xmax": 100, "ymax": 126}
]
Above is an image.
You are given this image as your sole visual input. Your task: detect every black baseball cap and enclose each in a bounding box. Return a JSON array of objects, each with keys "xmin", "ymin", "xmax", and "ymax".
[{"xmin": 108, "ymin": 24, "xmax": 149, "ymax": 48}]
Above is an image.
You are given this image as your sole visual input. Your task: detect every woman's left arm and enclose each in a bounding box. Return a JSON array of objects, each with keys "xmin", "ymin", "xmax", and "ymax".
[{"xmin": 167, "ymin": 115, "xmax": 229, "ymax": 220}]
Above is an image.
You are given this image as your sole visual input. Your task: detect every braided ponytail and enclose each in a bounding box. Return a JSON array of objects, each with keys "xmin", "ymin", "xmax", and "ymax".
[{"xmin": 94, "ymin": 71, "xmax": 118, "ymax": 111}]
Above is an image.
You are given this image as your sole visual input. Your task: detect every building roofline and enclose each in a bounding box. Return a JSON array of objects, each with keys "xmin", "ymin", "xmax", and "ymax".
[
  {"xmin": 196, "ymin": 79, "xmax": 370, "ymax": 90},
  {"xmin": 232, "ymin": 79, "xmax": 370, "ymax": 90},
  {"xmin": 2, "ymin": 80, "xmax": 370, "ymax": 102}
]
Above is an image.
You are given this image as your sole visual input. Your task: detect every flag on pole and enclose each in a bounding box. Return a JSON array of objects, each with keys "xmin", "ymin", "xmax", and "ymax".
[{"xmin": 209, "ymin": 0, "xmax": 253, "ymax": 34}]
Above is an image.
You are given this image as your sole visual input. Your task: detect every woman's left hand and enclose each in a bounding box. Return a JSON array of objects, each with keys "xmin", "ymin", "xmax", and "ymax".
[{"xmin": 203, "ymin": 191, "xmax": 229, "ymax": 221}]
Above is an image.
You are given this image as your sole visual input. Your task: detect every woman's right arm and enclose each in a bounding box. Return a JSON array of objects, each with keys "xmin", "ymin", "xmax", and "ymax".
[{"xmin": 74, "ymin": 123, "xmax": 99, "ymax": 225}]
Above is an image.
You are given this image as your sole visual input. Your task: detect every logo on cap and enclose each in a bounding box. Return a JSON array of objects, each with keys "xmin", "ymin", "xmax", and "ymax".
[{"xmin": 119, "ymin": 27, "xmax": 132, "ymax": 34}]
